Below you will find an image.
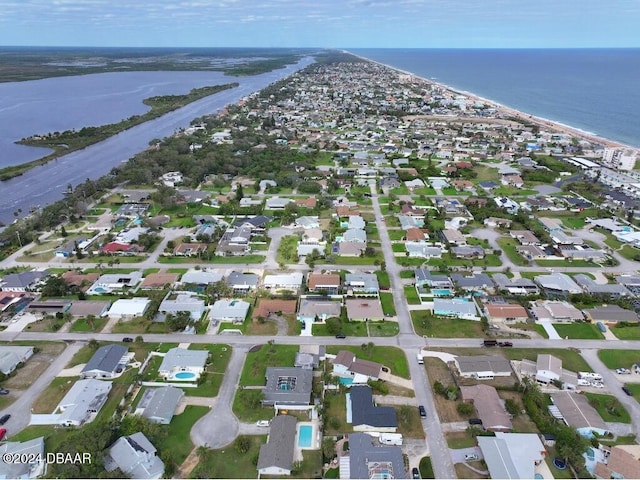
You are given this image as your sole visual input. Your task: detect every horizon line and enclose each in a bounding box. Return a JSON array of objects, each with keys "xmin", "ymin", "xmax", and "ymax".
[{"xmin": 1, "ymin": 45, "xmax": 640, "ymax": 50}]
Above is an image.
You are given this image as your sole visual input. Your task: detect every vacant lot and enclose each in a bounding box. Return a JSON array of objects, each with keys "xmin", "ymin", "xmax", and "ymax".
[
  {"xmin": 598, "ymin": 350, "xmax": 640, "ymax": 369},
  {"xmin": 412, "ymin": 311, "xmax": 485, "ymax": 338},
  {"xmin": 326, "ymin": 345, "xmax": 409, "ymax": 379},
  {"xmin": 3, "ymin": 342, "xmax": 66, "ymax": 390},
  {"xmin": 552, "ymin": 323, "xmax": 604, "ymax": 340},
  {"xmin": 239, "ymin": 344, "xmax": 299, "ymax": 386}
]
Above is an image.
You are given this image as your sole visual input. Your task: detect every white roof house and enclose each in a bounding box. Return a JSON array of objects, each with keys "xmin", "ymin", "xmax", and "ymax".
[
  {"xmin": 433, "ymin": 298, "xmax": 480, "ymax": 320},
  {"xmin": 263, "ymin": 273, "xmax": 304, "ymax": 292},
  {"xmin": 158, "ymin": 348, "xmax": 208, "ymax": 379},
  {"xmin": 478, "ymin": 433, "xmax": 546, "ymax": 479},
  {"xmin": 0, "ymin": 436, "xmax": 46, "ymax": 479},
  {"xmin": 265, "ymin": 197, "xmax": 293, "ymax": 210},
  {"xmin": 158, "ymin": 292, "xmax": 206, "ymax": 321},
  {"xmin": 534, "ymin": 273, "xmax": 582, "ymax": 294},
  {"xmin": 295, "ymin": 216, "xmax": 320, "ymax": 229},
  {"xmin": 86, "ymin": 272, "xmax": 143, "ymax": 295},
  {"xmin": 179, "ymin": 269, "xmax": 224, "ymax": 286},
  {"xmin": 55, "ymin": 379, "xmax": 112, "ymax": 427},
  {"xmin": 104, "ymin": 432, "xmax": 165, "ymax": 479},
  {"xmin": 209, "ymin": 299, "xmax": 251, "ymax": 323},
  {"xmin": 343, "ymin": 228, "xmax": 367, "ymax": 243},
  {"xmin": 106, "ymin": 298, "xmax": 151, "ymax": 318},
  {"xmin": 138, "ymin": 386, "xmax": 184, "ymax": 425},
  {"xmin": 0, "ymin": 346, "xmax": 34, "ymax": 375}
]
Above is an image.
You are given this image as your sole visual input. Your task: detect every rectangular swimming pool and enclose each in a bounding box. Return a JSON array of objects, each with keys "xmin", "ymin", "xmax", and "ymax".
[{"xmin": 298, "ymin": 425, "xmax": 313, "ymax": 448}]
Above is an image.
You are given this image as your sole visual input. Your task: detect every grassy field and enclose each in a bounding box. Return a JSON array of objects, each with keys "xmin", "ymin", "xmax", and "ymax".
[
  {"xmin": 584, "ymin": 393, "xmax": 631, "ymax": 423},
  {"xmin": 610, "ymin": 324, "xmax": 640, "ymax": 340},
  {"xmin": 239, "ymin": 344, "xmax": 299, "ymax": 386},
  {"xmin": 157, "ymin": 405, "xmax": 209, "ymax": 465},
  {"xmin": 598, "ymin": 350, "xmax": 640, "ymax": 369},
  {"xmin": 552, "ymin": 322, "xmax": 604, "ymax": 339},
  {"xmin": 496, "ymin": 237, "xmax": 529, "ymax": 266},
  {"xmin": 411, "ymin": 311, "xmax": 485, "ymax": 338},
  {"xmin": 623, "ymin": 383, "xmax": 640, "ymax": 403},
  {"xmin": 312, "ymin": 320, "xmax": 368, "ymax": 337},
  {"xmin": 404, "ymin": 286, "xmax": 421, "ymax": 304},
  {"xmin": 70, "ymin": 316, "xmax": 108, "ymax": 332},
  {"xmin": 367, "ymin": 321, "xmax": 400, "ymax": 337},
  {"xmin": 419, "ymin": 457, "xmax": 435, "ymax": 479},
  {"xmin": 32, "ymin": 377, "xmax": 75, "ymax": 413},
  {"xmin": 192, "ymin": 435, "xmax": 268, "ymax": 478},
  {"xmin": 182, "ymin": 344, "xmax": 232, "ymax": 397},
  {"xmin": 326, "ymin": 345, "xmax": 409, "ymax": 379},
  {"xmin": 379, "ymin": 292, "xmax": 397, "ymax": 316}
]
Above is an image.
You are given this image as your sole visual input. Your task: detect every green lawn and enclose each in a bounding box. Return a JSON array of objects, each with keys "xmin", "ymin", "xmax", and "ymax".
[
  {"xmin": 552, "ymin": 323, "xmax": 604, "ymax": 340},
  {"xmin": 276, "ymin": 235, "xmax": 299, "ymax": 265},
  {"xmin": 622, "ymin": 383, "xmax": 640, "ymax": 404},
  {"xmin": 376, "ymin": 271, "xmax": 391, "ymax": 288},
  {"xmin": 158, "ymin": 254, "xmax": 266, "ymax": 264},
  {"xmin": 411, "ymin": 311, "xmax": 485, "ymax": 338},
  {"xmin": 404, "ymin": 286, "xmax": 421, "ymax": 305},
  {"xmin": 617, "ymin": 245, "xmax": 640, "ymax": 261},
  {"xmin": 536, "ymin": 259, "xmax": 600, "ymax": 268},
  {"xmin": 326, "ymin": 345, "xmax": 409, "ymax": 379},
  {"xmin": 239, "ymin": 344, "xmax": 299, "ymax": 386},
  {"xmin": 70, "ymin": 316, "xmax": 108, "ymax": 332},
  {"xmin": 312, "ymin": 320, "xmax": 368, "ymax": 337},
  {"xmin": 496, "ymin": 237, "xmax": 529, "ymax": 266},
  {"xmin": 584, "ymin": 393, "xmax": 631, "ymax": 423},
  {"xmin": 598, "ymin": 350, "xmax": 640, "ymax": 369},
  {"xmin": 379, "ymin": 292, "xmax": 397, "ymax": 316},
  {"xmin": 391, "ymin": 243, "xmax": 406, "ymax": 253},
  {"xmin": 419, "ymin": 457, "xmax": 436, "ymax": 479},
  {"xmin": 157, "ymin": 405, "xmax": 209, "ymax": 465},
  {"xmin": 182, "ymin": 344, "xmax": 232, "ymax": 397},
  {"xmin": 561, "ymin": 217, "xmax": 587, "ymax": 229},
  {"xmin": 388, "ymin": 230, "xmax": 406, "ymax": 241},
  {"xmin": 192, "ymin": 434, "xmax": 267, "ymax": 478},
  {"xmin": 400, "ymin": 270, "xmax": 415, "ymax": 279},
  {"xmin": 367, "ymin": 321, "xmax": 400, "ymax": 337},
  {"xmin": 333, "ymin": 255, "xmax": 382, "ymax": 265},
  {"xmin": 610, "ymin": 324, "xmax": 640, "ymax": 340}
]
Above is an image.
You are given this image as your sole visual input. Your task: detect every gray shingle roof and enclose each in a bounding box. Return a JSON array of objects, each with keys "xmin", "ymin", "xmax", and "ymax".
[
  {"xmin": 263, "ymin": 367, "xmax": 313, "ymax": 405},
  {"xmin": 257, "ymin": 415, "xmax": 297, "ymax": 472},
  {"xmin": 142, "ymin": 387, "xmax": 184, "ymax": 424},
  {"xmin": 348, "ymin": 433, "xmax": 407, "ymax": 479},
  {"xmin": 81, "ymin": 344, "xmax": 128, "ymax": 377},
  {"xmin": 159, "ymin": 348, "xmax": 208, "ymax": 373},
  {"xmin": 105, "ymin": 432, "xmax": 164, "ymax": 479},
  {"xmin": 350, "ymin": 386, "xmax": 397, "ymax": 428}
]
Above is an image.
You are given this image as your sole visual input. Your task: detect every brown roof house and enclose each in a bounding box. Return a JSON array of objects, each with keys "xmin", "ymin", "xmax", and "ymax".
[
  {"xmin": 173, "ymin": 243, "xmax": 208, "ymax": 256},
  {"xmin": 460, "ymin": 384, "xmax": 513, "ymax": 432},
  {"xmin": 332, "ymin": 350, "xmax": 382, "ymax": 384},
  {"xmin": 550, "ymin": 392, "xmax": 609, "ymax": 437},
  {"xmin": 140, "ymin": 272, "xmax": 179, "ymax": 290},
  {"xmin": 484, "ymin": 303, "xmax": 529, "ymax": 324},
  {"xmin": 593, "ymin": 445, "xmax": 640, "ymax": 479},
  {"xmin": 61, "ymin": 271, "xmax": 99, "ymax": 291},
  {"xmin": 252, "ymin": 299, "xmax": 297, "ymax": 320},
  {"xmin": 307, "ymin": 273, "xmax": 341, "ymax": 295},
  {"xmin": 345, "ymin": 298, "xmax": 384, "ymax": 322}
]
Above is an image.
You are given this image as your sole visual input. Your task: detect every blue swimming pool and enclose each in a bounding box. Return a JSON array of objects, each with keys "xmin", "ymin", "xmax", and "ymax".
[
  {"xmin": 432, "ymin": 289, "xmax": 452, "ymax": 297},
  {"xmin": 174, "ymin": 371, "xmax": 196, "ymax": 380},
  {"xmin": 339, "ymin": 377, "xmax": 353, "ymax": 386},
  {"xmin": 298, "ymin": 425, "xmax": 313, "ymax": 448},
  {"xmin": 92, "ymin": 287, "xmax": 108, "ymax": 294}
]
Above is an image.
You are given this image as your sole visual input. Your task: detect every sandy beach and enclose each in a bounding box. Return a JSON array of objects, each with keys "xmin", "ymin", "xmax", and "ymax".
[{"xmin": 347, "ymin": 50, "xmax": 634, "ymax": 151}]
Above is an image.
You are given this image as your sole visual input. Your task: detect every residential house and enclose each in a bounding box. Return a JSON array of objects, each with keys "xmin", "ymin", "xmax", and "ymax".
[
  {"xmin": 492, "ymin": 274, "xmax": 539, "ymax": 295},
  {"xmin": 115, "ymin": 203, "xmax": 149, "ymax": 218},
  {"xmin": 398, "ymin": 215, "xmax": 424, "ymax": 230},
  {"xmin": 343, "ymin": 228, "xmax": 367, "ymax": 243},
  {"xmin": 263, "ymin": 273, "xmax": 304, "ymax": 293},
  {"xmin": 54, "ymin": 378, "xmax": 112, "ymax": 427},
  {"xmin": 256, "ymin": 415, "xmax": 297, "ymax": 476},
  {"xmin": 252, "ymin": 299, "xmax": 297, "ymax": 320},
  {"xmin": 0, "ymin": 346, "xmax": 34, "ymax": 375},
  {"xmin": 332, "ymin": 350, "xmax": 382, "ymax": 384},
  {"xmin": 140, "ymin": 272, "xmax": 179, "ymax": 290},
  {"xmin": 179, "ymin": 269, "xmax": 224, "ymax": 289},
  {"xmin": 158, "ymin": 292, "xmax": 206, "ymax": 322},
  {"xmin": 345, "ymin": 298, "xmax": 384, "ymax": 322},
  {"xmin": 349, "ymin": 386, "xmax": 397, "ymax": 432},
  {"xmin": 583, "ymin": 305, "xmax": 639, "ymax": 325},
  {"xmin": 439, "ymin": 229, "xmax": 466, "ymax": 246},
  {"xmin": 86, "ymin": 272, "xmax": 143, "ymax": 295},
  {"xmin": 405, "ymin": 243, "xmax": 442, "ymax": 259},
  {"xmin": 550, "ymin": 392, "xmax": 609, "ymax": 437},
  {"xmin": 262, "ymin": 367, "xmax": 312, "ymax": 406},
  {"xmin": 401, "ymin": 204, "xmax": 425, "ymax": 218},
  {"xmin": 345, "ymin": 433, "xmax": 407, "ymax": 480},
  {"xmin": 432, "ymin": 298, "xmax": 480, "ymax": 320},
  {"xmin": 226, "ymin": 271, "xmax": 260, "ymax": 294},
  {"xmin": 209, "ymin": 299, "xmax": 251, "ymax": 324},
  {"xmin": 593, "ymin": 445, "xmax": 640, "ymax": 480},
  {"xmin": 484, "ymin": 302, "xmax": 529, "ymax": 324},
  {"xmin": 307, "ymin": 273, "xmax": 340, "ymax": 295},
  {"xmin": 295, "ymin": 216, "xmax": 320, "ymax": 229},
  {"xmin": 494, "ymin": 197, "xmax": 519, "ymax": 214},
  {"xmin": 450, "ymin": 273, "xmax": 494, "ymax": 292},
  {"xmin": 173, "ymin": 242, "xmax": 208, "ymax": 256},
  {"xmin": 158, "ymin": 348, "xmax": 208, "ymax": 381},
  {"xmin": 0, "ymin": 436, "xmax": 46, "ymax": 479},
  {"xmin": 265, "ymin": 197, "xmax": 293, "ymax": 210},
  {"xmin": 106, "ymin": 298, "xmax": 151, "ymax": 318},
  {"xmin": 297, "ymin": 299, "xmax": 341, "ymax": 324},
  {"xmin": 99, "ymin": 242, "xmax": 143, "ymax": 256},
  {"xmin": 138, "ymin": 386, "xmax": 184, "ymax": 425},
  {"xmin": 510, "ymin": 230, "xmax": 540, "ymax": 245},
  {"xmin": 337, "ymin": 241, "xmax": 366, "ymax": 257},
  {"xmin": 477, "ymin": 433, "xmax": 546, "ymax": 480},
  {"xmin": 460, "ymin": 384, "xmax": 512, "ymax": 432},
  {"xmin": 454, "ymin": 355, "xmax": 513, "ymax": 380},
  {"xmin": 104, "ymin": 432, "xmax": 165, "ymax": 479},
  {"xmin": 573, "ymin": 274, "xmax": 631, "ymax": 297},
  {"xmin": 61, "ymin": 271, "xmax": 99, "ymax": 291},
  {"xmin": 530, "ymin": 300, "xmax": 584, "ymax": 323},
  {"xmin": 451, "ymin": 245, "xmax": 485, "ymax": 259},
  {"xmin": 0, "ymin": 270, "xmax": 48, "ymax": 292},
  {"xmin": 405, "ymin": 228, "xmax": 429, "ymax": 242},
  {"xmin": 80, "ymin": 344, "xmax": 128, "ymax": 379},
  {"xmin": 484, "ymin": 217, "xmax": 512, "ymax": 228},
  {"xmin": 414, "ymin": 269, "xmax": 452, "ymax": 289},
  {"xmin": 534, "ymin": 273, "xmax": 582, "ymax": 295},
  {"xmin": 216, "ymin": 226, "xmax": 252, "ymax": 256},
  {"xmin": 344, "ymin": 273, "xmax": 379, "ymax": 296}
]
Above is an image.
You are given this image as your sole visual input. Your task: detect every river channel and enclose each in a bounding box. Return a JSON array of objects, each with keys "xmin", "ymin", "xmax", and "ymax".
[{"xmin": 0, "ymin": 57, "xmax": 313, "ymax": 224}]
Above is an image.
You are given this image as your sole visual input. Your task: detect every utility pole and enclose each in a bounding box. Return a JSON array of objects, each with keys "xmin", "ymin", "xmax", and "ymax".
[{"xmin": 16, "ymin": 230, "xmax": 22, "ymax": 247}]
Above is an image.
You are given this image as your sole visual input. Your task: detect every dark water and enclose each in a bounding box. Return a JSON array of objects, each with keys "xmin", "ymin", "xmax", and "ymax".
[
  {"xmin": 0, "ymin": 57, "xmax": 314, "ymax": 224},
  {"xmin": 351, "ymin": 49, "xmax": 640, "ymax": 148}
]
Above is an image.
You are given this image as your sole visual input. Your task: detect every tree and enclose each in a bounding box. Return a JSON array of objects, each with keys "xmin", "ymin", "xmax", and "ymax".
[
  {"xmin": 60, "ymin": 225, "xmax": 68, "ymax": 237},
  {"xmin": 505, "ymin": 398, "xmax": 520, "ymax": 416},
  {"xmin": 322, "ymin": 438, "xmax": 336, "ymax": 462},
  {"xmin": 234, "ymin": 435, "xmax": 251, "ymax": 454},
  {"xmin": 41, "ymin": 276, "xmax": 68, "ymax": 297},
  {"xmin": 235, "ymin": 183, "xmax": 244, "ymax": 201},
  {"xmin": 326, "ymin": 317, "xmax": 341, "ymax": 335},
  {"xmin": 88, "ymin": 339, "xmax": 99, "ymax": 350},
  {"xmin": 166, "ymin": 311, "xmax": 193, "ymax": 331},
  {"xmin": 457, "ymin": 402, "xmax": 474, "ymax": 416}
]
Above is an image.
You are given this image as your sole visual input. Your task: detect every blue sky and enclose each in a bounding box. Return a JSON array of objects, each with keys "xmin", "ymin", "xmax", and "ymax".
[{"xmin": 0, "ymin": 0, "xmax": 638, "ymax": 48}]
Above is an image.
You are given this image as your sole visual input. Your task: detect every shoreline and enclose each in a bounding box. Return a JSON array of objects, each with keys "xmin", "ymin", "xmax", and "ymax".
[{"xmin": 345, "ymin": 50, "xmax": 637, "ymax": 152}]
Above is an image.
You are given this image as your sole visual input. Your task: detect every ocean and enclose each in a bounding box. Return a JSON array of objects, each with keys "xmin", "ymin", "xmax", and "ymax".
[{"xmin": 351, "ymin": 49, "xmax": 640, "ymax": 149}]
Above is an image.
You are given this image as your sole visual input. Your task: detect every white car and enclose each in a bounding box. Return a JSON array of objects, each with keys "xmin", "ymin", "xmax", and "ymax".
[{"xmin": 256, "ymin": 420, "xmax": 271, "ymax": 427}]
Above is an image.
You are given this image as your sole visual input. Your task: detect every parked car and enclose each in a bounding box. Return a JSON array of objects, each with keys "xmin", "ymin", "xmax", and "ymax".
[
  {"xmin": 412, "ymin": 467, "xmax": 420, "ymax": 479},
  {"xmin": 464, "ymin": 453, "xmax": 479, "ymax": 461},
  {"xmin": 256, "ymin": 420, "xmax": 271, "ymax": 427},
  {"xmin": 0, "ymin": 428, "xmax": 6, "ymax": 441},
  {"xmin": 122, "ymin": 337, "xmax": 133, "ymax": 343},
  {"xmin": 622, "ymin": 386, "xmax": 633, "ymax": 396},
  {"xmin": 498, "ymin": 341, "xmax": 513, "ymax": 347},
  {"xmin": 468, "ymin": 418, "xmax": 482, "ymax": 425},
  {"xmin": 418, "ymin": 405, "xmax": 427, "ymax": 418},
  {"xmin": 0, "ymin": 414, "xmax": 10, "ymax": 425},
  {"xmin": 0, "ymin": 389, "xmax": 9, "ymax": 396},
  {"xmin": 335, "ymin": 333, "xmax": 347, "ymax": 339}
]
